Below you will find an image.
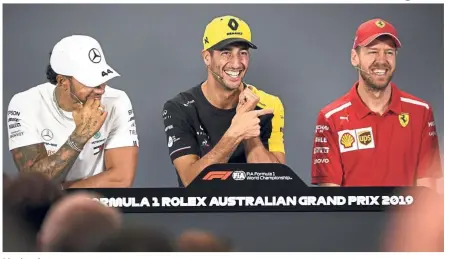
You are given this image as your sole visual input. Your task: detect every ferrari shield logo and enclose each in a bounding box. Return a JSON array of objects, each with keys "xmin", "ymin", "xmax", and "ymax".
[
  {"xmin": 375, "ymin": 20, "xmax": 385, "ymax": 28},
  {"xmin": 399, "ymin": 113, "xmax": 409, "ymax": 127}
]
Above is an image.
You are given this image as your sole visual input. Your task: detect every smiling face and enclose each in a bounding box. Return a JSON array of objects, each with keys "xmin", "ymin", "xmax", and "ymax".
[
  {"xmin": 351, "ymin": 35, "xmax": 397, "ymax": 91},
  {"xmin": 203, "ymin": 42, "xmax": 250, "ymax": 91}
]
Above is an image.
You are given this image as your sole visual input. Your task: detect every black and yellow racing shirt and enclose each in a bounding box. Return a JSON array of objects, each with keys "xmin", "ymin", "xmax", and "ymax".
[{"xmin": 162, "ymin": 83, "xmax": 285, "ymax": 186}]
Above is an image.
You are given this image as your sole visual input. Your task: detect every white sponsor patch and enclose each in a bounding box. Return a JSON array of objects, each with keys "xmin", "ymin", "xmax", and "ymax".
[
  {"xmin": 315, "ymin": 125, "xmax": 329, "ymax": 133},
  {"xmin": 314, "ymin": 158, "xmax": 330, "ymax": 164},
  {"xmin": 167, "ymin": 135, "xmax": 180, "ymax": 148},
  {"xmin": 314, "ymin": 147, "xmax": 329, "ymax": 154},
  {"xmin": 356, "ymin": 127, "xmax": 375, "ymax": 150},
  {"xmin": 232, "ymin": 171, "xmax": 246, "ymax": 181},
  {"xmin": 338, "ymin": 127, "xmax": 375, "ymax": 153},
  {"xmin": 338, "ymin": 129, "xmax": 358, "ymax": 153},
  {"xmin": 315, "ymin": 137, "xmax": 327, "ymax": 143}
]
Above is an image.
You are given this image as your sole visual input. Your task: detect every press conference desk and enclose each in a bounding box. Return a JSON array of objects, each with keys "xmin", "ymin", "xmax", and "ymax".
[{"xmin": 100, "ymin": 164, "xmax": 406, "ymax": 252}]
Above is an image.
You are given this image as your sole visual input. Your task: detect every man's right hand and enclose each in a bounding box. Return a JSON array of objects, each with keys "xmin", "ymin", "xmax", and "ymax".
[
  {"xmin": 227, "ymin": 109, "xmax": 274, "ymax": 141},
  {"xmin": 72, "ymin": 98, "xmax": 108, "ymax": 145},
  {"xmin": 236, "ymin": 86, "xmax": 259, "ymax": 114}
]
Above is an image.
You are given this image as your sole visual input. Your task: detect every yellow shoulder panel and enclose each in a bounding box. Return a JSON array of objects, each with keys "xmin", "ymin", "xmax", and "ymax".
[{"xmin": 248, "ymin": 84, "xmax": 285, "ymax": 154}]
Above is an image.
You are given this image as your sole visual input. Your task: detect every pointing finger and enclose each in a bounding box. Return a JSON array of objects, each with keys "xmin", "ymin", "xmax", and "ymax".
[{"xmin": 256, "ymin": 108, "xmax": 274, "ymax": 117}]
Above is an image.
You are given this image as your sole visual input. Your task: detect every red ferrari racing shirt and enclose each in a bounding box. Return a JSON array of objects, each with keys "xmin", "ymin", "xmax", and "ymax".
[{"xmin": 311, "ymin": 82, "xmax": 442, "ymax": 186}]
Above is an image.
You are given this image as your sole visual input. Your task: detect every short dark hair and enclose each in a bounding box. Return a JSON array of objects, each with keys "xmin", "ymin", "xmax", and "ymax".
[
  {"xmin": 46, "ymin": 52, "xmax": 58, "ymax": 85},
  {"xmin": 207, "ymin": 41, "xmax": 250, "ymax": 56},
  {"xmin": 3, "ymin": 173, "xmax": 65, "ymax": 233},
  {"xmin": 3, "ymin": 207, "xmax": 38, "ymax": 252},
  {"xmin": 46, "ymin": 64, "xmax": 58, "ymax": 85}
]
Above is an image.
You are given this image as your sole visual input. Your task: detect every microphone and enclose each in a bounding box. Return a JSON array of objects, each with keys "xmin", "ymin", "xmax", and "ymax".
[
  {"xmin": 59, "ymin": 78, "xmax": 84, "ymax": 105},
  {"xmin": 353, "ymin": 65, "xmax": 377, "ymax": 81},
  {"xmin": 69, "ymin": 89, "xmax": 83, "ymax": 105},
  {"xmin": 206, "ymin": 66, "xmax": 246, "ymax": 90},
  {"xmin": 353, "ymin": 65, "xmax": 372, "ymax": 75},
  {"xmin": 207, "ymin": 66, "xmax": 223, "ymax": 81}
]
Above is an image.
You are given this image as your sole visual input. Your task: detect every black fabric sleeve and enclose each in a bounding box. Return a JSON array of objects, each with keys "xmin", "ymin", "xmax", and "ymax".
[
  {"xmin": 162, "ymin": 101, "xmax": 200, "ymax": 162},
  {"xmin": 259, "ymin": 114, "xmax": 273, "ymax": 150}
]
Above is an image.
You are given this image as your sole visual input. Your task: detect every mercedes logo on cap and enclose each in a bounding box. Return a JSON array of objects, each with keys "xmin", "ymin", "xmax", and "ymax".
[
  {"xmin": 41, "ymin": 129, "xmax": 54, "ymax": 141},
  {"xmin": 88, "ymin": 48, "xmax": 102, "ymax": 63}
]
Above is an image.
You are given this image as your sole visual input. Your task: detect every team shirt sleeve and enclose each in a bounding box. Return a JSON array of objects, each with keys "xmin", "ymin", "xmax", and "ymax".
[
  {"xmin": 416, "ymin": 107, "xmax": 442, "ymax": 180},
  {"xmin": 266, "ymin": 97, "xmax": 285, "ymax": 154},
  {"xmin": 104, "ymin": 93, "xmax": 139, "ymax": 149},
  {"xmin": 311, "ymin": 111, "xmax": 344, "ymax": 185},
  {"xmin": 7, "ymin": 94, "xmax": 42, "ymax": 150},
  {"xmin": 162, "ymin": 101, "xmax": 200, "ymax": 162}
]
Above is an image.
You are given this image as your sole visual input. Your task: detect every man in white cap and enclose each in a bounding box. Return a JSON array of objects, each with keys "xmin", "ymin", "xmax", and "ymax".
[{"xmin": 6, "ymin": 35, "xmax": 139, "ymax": 188}]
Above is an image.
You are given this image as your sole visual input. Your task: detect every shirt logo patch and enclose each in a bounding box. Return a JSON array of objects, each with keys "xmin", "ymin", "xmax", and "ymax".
[
  {"xmin": 41, "ymin": 129, "xmax": 54, "ymax": 141},
  {"xmin": 339, "ymin": 115, "xmax": 349, "ymax": 121},
  {"xmin": 338, "ymin": 127, "xmax": 375, "ymax": 153},
  {"xmin": 167, "ymin": 135, "xmax": 180, "ymax": 148},
  {"xmin": 356, "ymin": 127, "xmax": 375, "ymax": 150},
  {"xmin": 93, "ymin": 143, "xmax": 105, "ymax": 155},
  {"xmin": 93, "ymin": 132, "xmax": 101, "ymax": 139},
  {"xmin": 338, "ymin": 130, "xmax": 358, "ymax": 153},
  {"xmin": 357, "ymin": 131, "xmax": 372, "ymax": 145},
  {"xmin": 340, "ymin": 133, "xmax": 355, "ymax": 148},
  {"xmin": 201, "ymin": 139, "xmax": 210, "ymax": 147},
  {"xmin": 399, "ymin": 113, "xmax": 409, "ymax": 127}
]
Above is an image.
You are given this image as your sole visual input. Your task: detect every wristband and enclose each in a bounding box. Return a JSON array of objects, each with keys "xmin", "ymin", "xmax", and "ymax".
[{"xmin": 67, "ymin": 137, "xmax": 83, "ymax": 152}]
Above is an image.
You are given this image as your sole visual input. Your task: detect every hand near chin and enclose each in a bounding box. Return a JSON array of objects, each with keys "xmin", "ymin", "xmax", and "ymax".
[{"xmin": 236, "ymin": 85, "xmax": 259, "ymax": 114}]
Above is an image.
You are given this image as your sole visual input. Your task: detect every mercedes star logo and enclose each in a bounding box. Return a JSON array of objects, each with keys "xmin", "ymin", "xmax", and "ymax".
[
  {"xmin": 88, "ymin": 48, "xmax": 102, "ymax": 63},
  {"xmin": 41, "ymin": 129, "xmax": 54, "ymax": 141}
]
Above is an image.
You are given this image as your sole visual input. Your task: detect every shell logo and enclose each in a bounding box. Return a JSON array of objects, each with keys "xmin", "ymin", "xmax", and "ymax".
[{"xmin": 340, "ymin": 133, "xmax": 355, "ymax": 148}]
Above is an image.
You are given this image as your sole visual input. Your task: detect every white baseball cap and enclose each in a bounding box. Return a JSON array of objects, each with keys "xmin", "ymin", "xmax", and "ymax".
[{"xmin": 50, "ymin": 35, "xmax": 120, "ymax": 87}]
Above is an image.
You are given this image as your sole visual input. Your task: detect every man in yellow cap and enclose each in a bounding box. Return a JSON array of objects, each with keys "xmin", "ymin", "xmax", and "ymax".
[{"xmin": 162, "ymin": 15, "xmax": 286, "ymax": 187}]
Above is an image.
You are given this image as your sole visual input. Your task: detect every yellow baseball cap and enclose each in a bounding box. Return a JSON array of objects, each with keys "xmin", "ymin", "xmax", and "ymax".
[{"xmin": 203, "ymin": 15, "xmax": 257, "ymax": 51}]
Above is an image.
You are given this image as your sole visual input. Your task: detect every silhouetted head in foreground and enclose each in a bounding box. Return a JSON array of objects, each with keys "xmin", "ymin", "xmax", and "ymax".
[
  {"xmin": 38, "ymin": 191, "xmax": 122, "ymax": 252},
  {"xmin": 176, "ymin": 229, "xmax": 233, "ymax": 252}
]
